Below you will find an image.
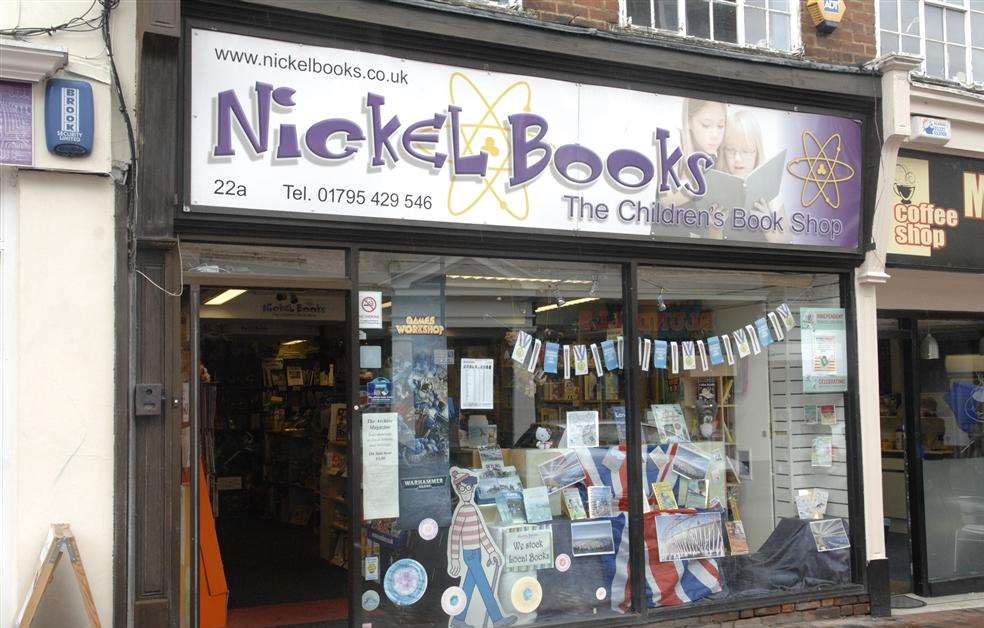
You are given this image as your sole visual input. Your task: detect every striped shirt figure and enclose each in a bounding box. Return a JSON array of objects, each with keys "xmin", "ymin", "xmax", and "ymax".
[{"xmin": 447, "ymin": 467, "xmax": 516, "ymax": 628}]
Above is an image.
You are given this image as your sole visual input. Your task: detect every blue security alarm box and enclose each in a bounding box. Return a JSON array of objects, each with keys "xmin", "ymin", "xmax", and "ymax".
[{"xmin": 45, "ymin": 78, "xmax": 94, "ymax": 157}]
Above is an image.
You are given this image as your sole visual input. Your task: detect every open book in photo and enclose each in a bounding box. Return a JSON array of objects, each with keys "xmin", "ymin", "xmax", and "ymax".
[{"xmin": 700, "ymin": 149, "xmax": 787, "ymax": 210}]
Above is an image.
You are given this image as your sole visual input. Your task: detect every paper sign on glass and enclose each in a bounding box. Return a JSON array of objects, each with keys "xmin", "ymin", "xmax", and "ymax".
[
  {"xmin": 601, "ymin": 339, "xmax": 619, "ymax": 371},
  {"xmin": 801, "ymin": 308, "xmax": 848, "ymax": 393},
  {"xmin": 460, "ymin": 358, "xmax": 494, "ymax": 410},
  {"xmin": 362, "ymin": 412, "xmax": 400, "ymax": 520}
]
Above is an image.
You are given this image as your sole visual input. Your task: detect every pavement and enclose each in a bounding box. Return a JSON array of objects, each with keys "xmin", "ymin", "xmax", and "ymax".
[{"xmin": 811, "ymin": 592, "xmax": 984, "ymax": 626}]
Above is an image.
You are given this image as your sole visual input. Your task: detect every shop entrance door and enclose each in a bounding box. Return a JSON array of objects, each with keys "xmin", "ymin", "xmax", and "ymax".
[{"xmin": 181, "ymin": 245, "xmax": 358, "ymax": 628}]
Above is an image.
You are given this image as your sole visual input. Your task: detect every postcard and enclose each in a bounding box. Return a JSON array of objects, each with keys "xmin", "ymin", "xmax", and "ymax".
[
  {"xmin": 754, "ymin": 317, "xmax": 774, "ymax": 348},
  {"xmin": 512, "ymin": 330, "xmax": 533, "ymax": 365},
  {"xmin": 523, "ymin": 486, "xmax": 553, "ymax": 524},
  {"xmin": 495, "ymin": 491, "xmax": 526, "ymax": 524},
  {"xmin": 796, "ymin": 488, "xmax": 830, "ymax": 520},
  {"xmin": 684, "ymin": 479, "xmax": 709, "ymax": 509},
  {"xmin": 590, "ymin": 343, "xmax": 604, "ymax": 376},
  {"xmin": 681, "ymin": 341, "xmax": 697, "ymax": 371},
  {"xmin": 651, "ymin": 481, "xmax": 678, "ymax": 510},
  {"xmin": 725, "ymin": 521, "xmax": 749, "ymax": 555},
  {"xmin": 571, "ymin": 519, "xmax": 615, "ymax": 557},
  {"xmin": 562, "ymin": 487, "xmax": 587, "ymax": 520},
  {"xmin": 653, "ymin": 340, "xmax": 668, "ymax": 369},
  {"xmin": 721, "ymin": 334, "xmax": 736, "ymax": 365},
  {"xmin": 655, "ymin": 512, "xmax": 726, "ymax": 562},
  {"xmin": 671, "ymin": 444, "xmax": 713, "ymax": 480},
  {"xmin": 733, "ymin": 328, "xmax": 751, "ymax": 358},
  {"xmin": 538, "ymin": 451, "xmax": 586, "ymax": 494},
  {"xmin": 566, "ymin": 410, "xmax": 600, "ymax": 448},
  {"xmin": 696, "ymin": 340, "xmax": 709, "ymax": 371},
  {"xmin": 601, "ymin": 339, "xmax": 619, "ymax": 371},
  {"xmin": 745, "ymin": 324, "xmax": 762, "ymax": 355},
  {"xmin": 811, "ymin": 437, "xmax": 833, "ymax": 468},
  {"xmin": 477, "ymin": 467, "xmax": 524, "ymax": 504},
  {"xmin": 650, "ymin": 404, "xmax": 690, "ymax": 444},
  {"xmin": 528, "ymin": 338, "xmax": 543, "ymax": 372},
  {"xmin": 707, "ymin": 336, "xmax": 724, "ymax": 366},
  {"xmin": 587, "ymin": 485, "xmax": 614, "ymax": 519},
  {"xmin": 479, "ymin": 446, "xmax": 505, "ymax": 471},
  {"xmin": 776, "ymin": 303, "xmax": 796, "ymax": 330},
  {"xmin": 543, "ymin": 342, "xmax": 560, "ymax": 374},
  {"xmin": 573, "ymin": 345, "xmax": 589, "ymax": 376},
  {"xmin": 767, "ymin": 311, "xmax": 785, "ymax": 341},
  {"xmin": 810, "ymin": 518, "xmax": 850, "ymax": 552}
]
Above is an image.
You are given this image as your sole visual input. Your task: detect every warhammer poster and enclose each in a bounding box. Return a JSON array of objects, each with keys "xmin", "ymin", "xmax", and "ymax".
[{"xmin": 391, "ymin": 288, "xmax": 454, "ymax": 528}]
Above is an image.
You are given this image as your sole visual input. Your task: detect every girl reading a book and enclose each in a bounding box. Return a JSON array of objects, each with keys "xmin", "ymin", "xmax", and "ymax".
[{"xmin": 711, "ymin": 110, "xmax": 791, "ymax": 243}]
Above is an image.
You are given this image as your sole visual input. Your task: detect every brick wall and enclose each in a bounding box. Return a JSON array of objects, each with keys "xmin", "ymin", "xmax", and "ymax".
[
  {"xmin": 518, "ymin": 0, "xmax": 879, "ymax": 67},
  {"xmin": 800, "ymin": 0, "xmax": 877, "ymax": 66},
  {"xmin": 640, "ymin": 595, "xmax": 870, "ymax": 627}
]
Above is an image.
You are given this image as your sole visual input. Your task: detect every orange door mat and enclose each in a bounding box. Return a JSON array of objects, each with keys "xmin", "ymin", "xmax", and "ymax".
[{"xmin": 227, "ymin": 598, "xmax": 348, "ymax": 627}]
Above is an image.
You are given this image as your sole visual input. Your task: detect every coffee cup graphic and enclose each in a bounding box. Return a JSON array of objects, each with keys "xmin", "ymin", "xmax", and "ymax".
[
  {"xmin": 893, "ymin": 183, "xmax": 915, "ymax": 203},
  {"xmin": 894, "ymin": 164, "xmax": 916, "ymax": 203}
]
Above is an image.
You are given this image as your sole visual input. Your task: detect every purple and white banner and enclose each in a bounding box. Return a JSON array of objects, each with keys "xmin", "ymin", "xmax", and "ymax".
[{"xmin": 189, "ymin": 29, "xmax": 862, "ymax": 251}]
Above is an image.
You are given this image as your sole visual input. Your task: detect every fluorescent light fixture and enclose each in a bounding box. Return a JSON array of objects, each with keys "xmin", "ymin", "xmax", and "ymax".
[
  {"xmin": 204, "ymin": 288, "xmax": 247, "ymax": 305},
  {"xmin": 535, "ymin": 297, "xmax": 599, "ymax": 313},
  {"xmin": 281, "ymin": 339, "xmax": 307, "ymax": 346},
  {"xmin": 382, "ymin": 301, "xmax": 392, "ymax": 309},
  {"xmin": 446, "ymin": 274, "xmax": 592, "ymax": 285}
]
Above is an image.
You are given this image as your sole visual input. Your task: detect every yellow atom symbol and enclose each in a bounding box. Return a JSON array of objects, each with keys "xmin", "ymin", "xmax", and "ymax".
[
  {"xmin": 447, "ymin": 72, "xmax": 532, "ymax": 221},
  {"xmin": 785, "ymin": 131, "xmax": 856, "ymax": 209}
]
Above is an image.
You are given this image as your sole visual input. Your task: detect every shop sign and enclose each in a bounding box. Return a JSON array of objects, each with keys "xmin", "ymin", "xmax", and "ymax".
[
  {"xmin": 394, "ymin": 315, "xmax": 445, "ymax": 335},
  {"xmin": 189, "ymin": 29, "xmax": 864, "ymax": 252},
  {"xmin": 889, "ymin": 152, "xmax": 984, "ymax": 271}
]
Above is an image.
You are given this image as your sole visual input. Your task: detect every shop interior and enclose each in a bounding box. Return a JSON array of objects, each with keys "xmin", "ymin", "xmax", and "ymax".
[
  {"xmin": 878, "ymin": 317, "xmax": 984, "ymax": 599},
  {"xmin": 196, "ymin": 287, "xmax": 351, "ymax": 628}
]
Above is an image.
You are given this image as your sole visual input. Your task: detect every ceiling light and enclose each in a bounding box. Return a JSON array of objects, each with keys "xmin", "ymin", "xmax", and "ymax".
[
  {"xmin": 382, "ymin": 301, "xmax": 392, "ymax": 309},
  {"xmin": 204, "ymin": 288, "xmax": 247, "ymax": 305},
  {"xmin": 921, "ymin": 333, "xmax": 939, "ymax": 360},
  {"xmin": 446, "ymin": 274, "xmax": 592, "ymax": 285},
  {"xmin": 535, "ymin": 297, "xmax": 599, "ymax": 313},
  {"xmin": 281, "ymin": 339, "xmax": 307, "ymax": 346}
]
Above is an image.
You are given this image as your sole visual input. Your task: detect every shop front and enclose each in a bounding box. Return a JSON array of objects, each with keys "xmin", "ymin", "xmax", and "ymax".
[
  {"xmin": 877, "ymin": 148, "xmax": 984, "ymax": 598},
  {"xmin": 139, "ymin": 2, "xmax": 883, "ymax": 626}
]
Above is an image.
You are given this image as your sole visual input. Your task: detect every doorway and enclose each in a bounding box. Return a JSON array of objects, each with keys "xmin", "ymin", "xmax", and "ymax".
[{"xmin": 194, "ymin": 285, "xmax": 352, "ymax": 627}]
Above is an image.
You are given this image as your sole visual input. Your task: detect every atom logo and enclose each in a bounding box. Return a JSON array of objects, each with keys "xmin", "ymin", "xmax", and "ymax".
[
  {"xmin": 785, "ymin": 131, "xmax": 856, "ymax": 209},
  {"xmin": 447, "ymin": 72, "xmax": 533, "ymax": 221}
]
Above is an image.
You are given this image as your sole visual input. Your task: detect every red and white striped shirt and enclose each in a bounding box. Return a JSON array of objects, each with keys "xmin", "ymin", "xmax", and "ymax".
[{"xmin": 449, "ymin": 504, "xmax": 495, "ymax": 560}]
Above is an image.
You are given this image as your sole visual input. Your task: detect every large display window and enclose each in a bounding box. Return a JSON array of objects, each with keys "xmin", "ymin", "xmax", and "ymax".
[{"xmin": 353, "ymin": 252, "xmax": 855, "ymax": 625}]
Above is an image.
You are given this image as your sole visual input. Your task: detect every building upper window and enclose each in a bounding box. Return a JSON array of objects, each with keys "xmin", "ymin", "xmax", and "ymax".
[
  {"xmin": 879, "ymin": 0, "xmax": 984, "ymax": 85},
  {"xmin": 624, "ymin": 0, "xmax": 796, "ymax": 52}
]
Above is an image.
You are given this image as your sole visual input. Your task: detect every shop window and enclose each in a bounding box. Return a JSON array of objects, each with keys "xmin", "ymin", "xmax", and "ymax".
[
  {"xmin": 358, "ymin": 253, "xmax": 630, "ymax": 624},
  {"xmin": 878, "ymin": 0, "xmax": 984, "ymax": 85},
  {"xmin": 624, "ymin": 0, "xmax": 796, "ymax": 52},
  {"xmin": 356, "ymin": 253, "xmax": 855, "ymax": 623},
  {"xmin": 634, "ymin": 268, "xmax": 853, "ymax": 610}
]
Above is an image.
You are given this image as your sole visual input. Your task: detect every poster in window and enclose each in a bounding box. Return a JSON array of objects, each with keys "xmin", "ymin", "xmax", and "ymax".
[
  {"xmin": 800, "ymin": 307, "xmax": 848, "ymax": 393},
  {"xmin": 362, "ymin": 412, "xmax": 400, "ymax": 520},
  {"xmin": 460, "ymin": 358, "xmax": 494, "ymax": 409}
]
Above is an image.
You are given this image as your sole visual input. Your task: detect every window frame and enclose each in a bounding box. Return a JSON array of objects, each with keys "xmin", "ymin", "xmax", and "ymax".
[
  {"xmin": 620, "ymin": 0, "xmax": 801, "ymax": 54},
  {"xmin": 877, "ymin": 0, "xmax": 984, "ymax": 87}
]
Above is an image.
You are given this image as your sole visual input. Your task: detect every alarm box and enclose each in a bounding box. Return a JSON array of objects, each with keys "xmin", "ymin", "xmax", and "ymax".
[{"xmin": 45, "ymin": 78, "xmax": 93, "ymax": 157}]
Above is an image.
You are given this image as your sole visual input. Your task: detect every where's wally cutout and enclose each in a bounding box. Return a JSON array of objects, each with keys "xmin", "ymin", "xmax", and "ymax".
[{"xmin": 447, "ymin": 467, "xmax": 517, "ymax": 628}]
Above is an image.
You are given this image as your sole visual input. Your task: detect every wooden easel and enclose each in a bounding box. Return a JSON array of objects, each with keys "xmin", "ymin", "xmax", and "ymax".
[{"xmin": 14, "ymin": 524, "xmax": 102, "ymax": 628}]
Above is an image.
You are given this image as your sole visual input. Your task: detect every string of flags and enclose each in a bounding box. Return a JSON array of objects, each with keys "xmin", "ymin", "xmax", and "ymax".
[{"xmin": 511, "ymin": 303, "xmax": 797, "ymax": 376}]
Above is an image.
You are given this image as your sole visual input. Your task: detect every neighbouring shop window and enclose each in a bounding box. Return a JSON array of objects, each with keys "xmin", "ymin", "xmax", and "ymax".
[
  {"xmin": 625, "ymin": 0, "xmax": 796, "ymax": 52},
  {"xmin": 358, "ymin": 253, "xmax": 629, "ymax": 624},
  {"xmin": 914, "ymin": 320, "xmax": 984, "ymax": 582},
  {"xmin": 634, "ymin": 268, "xmax": 852, "ymax": 610}
]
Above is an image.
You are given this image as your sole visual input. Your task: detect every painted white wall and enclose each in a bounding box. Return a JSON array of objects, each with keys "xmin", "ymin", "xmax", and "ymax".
[
  {"xmin": 10, "ymin": 170, "xmax": 116, "ymax": 627},
  {"xmin": 0, "ymin": 1, "xmax": 137, "ymax": 626}
]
